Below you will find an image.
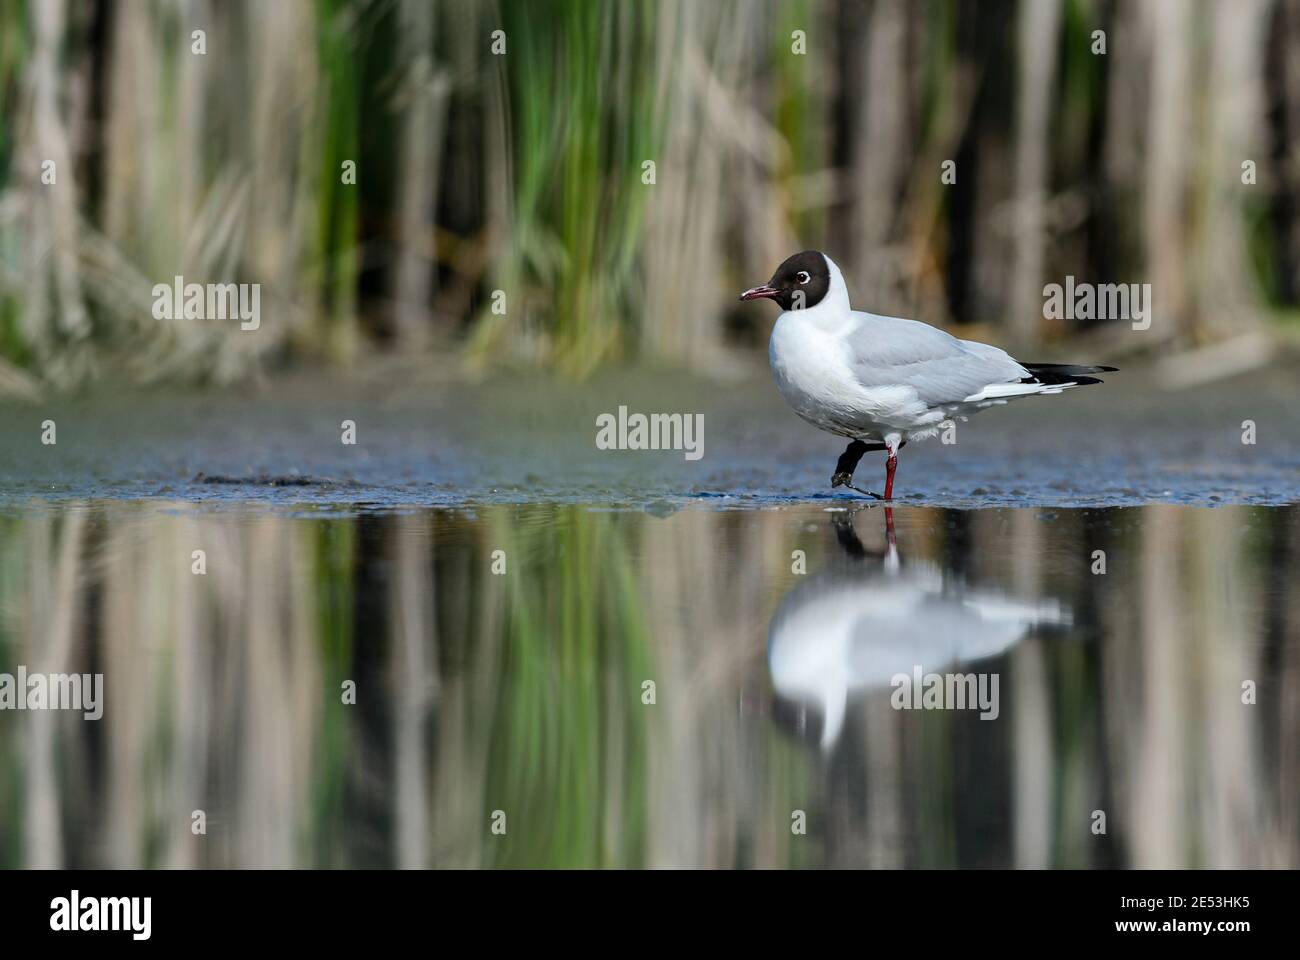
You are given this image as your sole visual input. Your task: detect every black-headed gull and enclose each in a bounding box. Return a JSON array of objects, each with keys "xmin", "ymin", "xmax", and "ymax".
[
  {"xmin": 741, "ymin": 251, "xmax": 1117, "ymax": 499},
  {"xmin": 768, "ymin": 508, "xmax": 1070, "ymax": 750}
]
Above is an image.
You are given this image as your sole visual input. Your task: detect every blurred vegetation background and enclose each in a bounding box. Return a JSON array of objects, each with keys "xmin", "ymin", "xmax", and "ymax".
[{"xmin": 1, "ymin": 0, "xmax": 1298, "ymax": 396}]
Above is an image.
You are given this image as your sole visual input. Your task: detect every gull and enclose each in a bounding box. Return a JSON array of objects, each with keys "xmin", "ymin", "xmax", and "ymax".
[
  {"xmin": 740, "ymin": 251, "xmax": 1117, "ymax": 499},
  {"xmin": 768, "ymin": 508, "xmax": 1071, "ymax": 750}
]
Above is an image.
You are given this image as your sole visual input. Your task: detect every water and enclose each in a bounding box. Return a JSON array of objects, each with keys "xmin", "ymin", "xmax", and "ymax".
[
  {"xmin": 2, "ymin": 366, "xmax": 1298, "ymax": 509},
  {"xmin": 1, "ymin": 369, "xmax": 1297, "ymax": 867},
  {"xmin": 0, "ymin": 496, "xmax": 1295, "ymax": 868}
]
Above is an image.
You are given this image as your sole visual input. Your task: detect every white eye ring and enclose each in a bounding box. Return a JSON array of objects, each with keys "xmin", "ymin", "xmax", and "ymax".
[{"xmin": 796, "ymin": 271, "xmax": 810, "ymax": 285}]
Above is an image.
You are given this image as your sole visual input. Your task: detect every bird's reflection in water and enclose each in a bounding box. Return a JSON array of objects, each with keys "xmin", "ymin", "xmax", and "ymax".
[{"xmin": 768, "ymin": 507, "xmax": 1071, "ymax": 750}]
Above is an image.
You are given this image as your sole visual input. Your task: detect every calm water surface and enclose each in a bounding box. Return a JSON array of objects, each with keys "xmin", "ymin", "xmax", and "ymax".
[{"xmin": 1, "ymin": 498, "xmax": 1295, "ymax": 868}]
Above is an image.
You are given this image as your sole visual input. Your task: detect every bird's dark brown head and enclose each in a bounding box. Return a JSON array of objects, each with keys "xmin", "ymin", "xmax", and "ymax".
[{"xmin": 739, "ymin": 250, "xmax": 831, "ymax": 311}]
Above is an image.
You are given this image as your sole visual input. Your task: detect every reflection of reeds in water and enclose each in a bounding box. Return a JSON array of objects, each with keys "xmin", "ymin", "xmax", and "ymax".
[
  {"xmin": 0, "ymin": 502, "xmax": 1295, "ymax": 868},
  {"xmin": 474, "ymin": 508, "xmax": 652, "ymax": 866}
]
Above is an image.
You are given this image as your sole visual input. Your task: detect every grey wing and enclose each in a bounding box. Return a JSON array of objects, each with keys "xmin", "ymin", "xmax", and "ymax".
[{"xmin": 846, "ymin": 312, "xmax": 1029, "ymax": 407}]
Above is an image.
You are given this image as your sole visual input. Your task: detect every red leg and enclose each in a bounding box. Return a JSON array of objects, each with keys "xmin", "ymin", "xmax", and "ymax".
[{"xmin": 883, "ymin": 452, "xmax": 898, "ymax": 500}]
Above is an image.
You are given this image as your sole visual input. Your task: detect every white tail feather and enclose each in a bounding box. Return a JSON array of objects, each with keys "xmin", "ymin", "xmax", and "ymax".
[{"xmin": 963, "ymin": 381, "xmax": 1077, "ymax": 403}]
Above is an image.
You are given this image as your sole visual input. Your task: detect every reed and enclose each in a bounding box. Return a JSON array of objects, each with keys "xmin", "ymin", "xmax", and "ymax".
[{"xmin": 0, "ymin": 0, "xmax": 1294, "ymax": 391}]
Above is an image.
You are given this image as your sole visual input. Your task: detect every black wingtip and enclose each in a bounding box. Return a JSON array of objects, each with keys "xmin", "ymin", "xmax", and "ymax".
[{"xmin": 1020, "ymin": 362, "xmax": 1117, "ymax": 386}]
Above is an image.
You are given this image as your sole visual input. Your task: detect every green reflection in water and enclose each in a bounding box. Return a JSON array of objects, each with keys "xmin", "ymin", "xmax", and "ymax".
[{"xmin": 0, "ymin": 502, "xmax": 1294, "ymax": 869}]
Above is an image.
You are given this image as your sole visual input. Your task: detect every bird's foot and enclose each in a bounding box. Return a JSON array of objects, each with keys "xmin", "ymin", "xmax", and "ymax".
[{"xmin": 831, "ymin": 472, "xmax": 883, "ymax": 500}]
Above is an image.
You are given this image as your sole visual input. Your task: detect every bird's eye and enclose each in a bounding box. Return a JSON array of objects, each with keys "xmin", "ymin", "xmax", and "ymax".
[{"xmin": 796, "ymin": 271, "xmax": 810, "ymax": 285}]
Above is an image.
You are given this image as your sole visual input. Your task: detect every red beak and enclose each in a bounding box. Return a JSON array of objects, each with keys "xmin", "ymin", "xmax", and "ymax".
[{"xmin": 739, "ymin": 284, "xmax": 780, "ymax": 302}]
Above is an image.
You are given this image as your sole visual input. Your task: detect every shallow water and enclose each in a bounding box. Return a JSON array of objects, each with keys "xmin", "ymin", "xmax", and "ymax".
[
  {"xmin": 0, "ymin": 497, "xmax": 1295, "ymax": 868},
  {"xmin": 1, "ymin": 370, "xmax": 1296, "ymax": 866},
  {"xmin": 2, "ymin": 365, "xmax": 1298, "ymax": 510}
]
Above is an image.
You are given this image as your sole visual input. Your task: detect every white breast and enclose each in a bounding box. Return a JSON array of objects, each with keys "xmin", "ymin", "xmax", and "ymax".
[{"xmin": 768, "ymin": 312, "xmax": 928, "ymax": 440}]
